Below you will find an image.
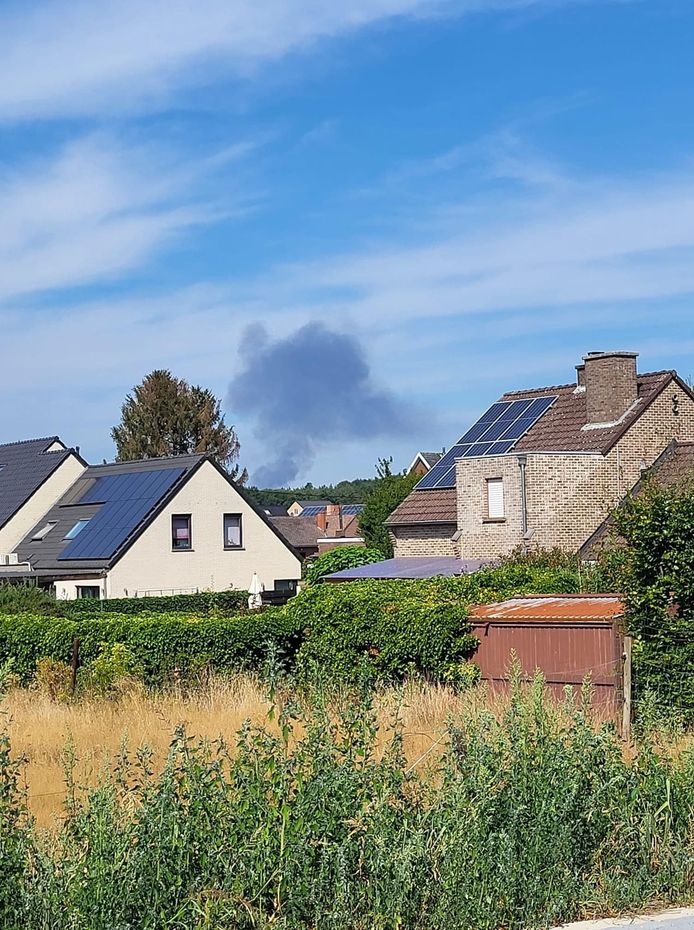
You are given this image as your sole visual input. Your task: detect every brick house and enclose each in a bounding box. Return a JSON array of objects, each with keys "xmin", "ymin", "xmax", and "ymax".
[{"xmin": 387, "ymin": 352, "xmax": 694, "ymax": 560}]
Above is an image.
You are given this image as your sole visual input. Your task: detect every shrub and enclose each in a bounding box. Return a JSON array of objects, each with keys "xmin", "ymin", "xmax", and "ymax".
[
  {"xmin": 611, "ymin": 481, "xmax": 694, "ymax": 720},
  {"xmin": 0, "ymin": 583, "xmax": 64, "ymax": 616},
  {"xmin": 64, "ymin": 589, "xmax": 248, "ymax": 617},
  {"xmin": 0, "ymin": 614, "xmax": 78, "ymax": 681},
  {"xmin": 78, "ymin": 643, "xmax": 142, "ymax": 696},
  {"xmin": 304, "ymin": 546, "xmax": 383, "ymax": 584}
]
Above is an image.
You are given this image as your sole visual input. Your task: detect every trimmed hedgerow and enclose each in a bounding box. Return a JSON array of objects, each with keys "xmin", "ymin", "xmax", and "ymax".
[
  {"xmin": 64, "ymin": 590, "xmax": 248, "ymax": 618},
  {"xmin": 0, "ymin": 611, "xmax": 301, "ymax": 684}
]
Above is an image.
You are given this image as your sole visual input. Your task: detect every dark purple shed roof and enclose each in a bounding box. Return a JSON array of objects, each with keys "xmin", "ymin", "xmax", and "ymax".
[{"xmin": 325, "ymin": 557, "xmax": 489, "ymax": 581}]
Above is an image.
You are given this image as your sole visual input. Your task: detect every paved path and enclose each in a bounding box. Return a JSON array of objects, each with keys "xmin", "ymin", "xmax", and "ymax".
[{"xmin": 555, "ymin": 908, "xmax": 694, "ymax": 930}]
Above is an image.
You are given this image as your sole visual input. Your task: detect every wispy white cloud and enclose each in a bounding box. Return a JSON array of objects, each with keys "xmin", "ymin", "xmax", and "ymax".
[
  {"xmin": 0, "ymin": 133, "xmax": 257, "ymax": 302},
  {"xmin": 0, "ymin": 0, "xmax": 631, "ymax": 120}
]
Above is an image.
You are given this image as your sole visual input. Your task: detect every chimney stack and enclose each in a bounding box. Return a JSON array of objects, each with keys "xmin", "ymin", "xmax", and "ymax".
[{"xmin": 583, "ymin": 351, "xmax": 639, "ymax": 424}]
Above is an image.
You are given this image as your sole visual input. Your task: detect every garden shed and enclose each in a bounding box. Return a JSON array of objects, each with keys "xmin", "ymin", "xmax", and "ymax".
[{"xmin": 470, "ymin": 594, "xmax": 629, "ymax": 718}]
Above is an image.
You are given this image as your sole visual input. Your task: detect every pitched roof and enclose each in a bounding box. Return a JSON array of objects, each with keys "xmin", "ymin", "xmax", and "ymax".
[
  {"xmin": 508, "ymin": 370, "xmax": 675, "ymax": 454},
  {"xmin": 580, "ymin": 440, "xmax": 694, "ymax": 558},
  {"xmin": 388, "ymin": 369, "xmax": 691, "ymax": 528},
  {"xmin": 295, "ymin": 500, "xmax": 331, "ymax": 509},
  {"xmin": 15, "ymin": 454, "xmax": 203, "ymax": 573},
  {"xmin": 270, "ymin": 516, "xmax": 322, "ymax": 549},
  {"xmin": 326, "ymin": 557, "xmax": 488, "ymax": 580},
  {"xmin": 0, "ymin": 437, "xmax": 82, "ymax": 532},
  {"xmin": 386, "ymin": 487, "xmax": 456, "ymax": 526}
]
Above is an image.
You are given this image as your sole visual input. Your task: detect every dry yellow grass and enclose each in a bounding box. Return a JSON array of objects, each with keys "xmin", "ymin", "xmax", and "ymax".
[
  {"xmin": 2, "ymin": 676, "xmax": 473, "ymax": 828},
  {"xmin": 6, "ymin": 676, "xmax": 684, "ymax": 831}
]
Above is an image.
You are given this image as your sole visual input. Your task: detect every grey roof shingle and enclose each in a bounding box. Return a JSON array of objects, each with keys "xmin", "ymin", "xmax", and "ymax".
[{"xmin": 0, "ymin": 437, "xmax": 79, "ymax": 531}]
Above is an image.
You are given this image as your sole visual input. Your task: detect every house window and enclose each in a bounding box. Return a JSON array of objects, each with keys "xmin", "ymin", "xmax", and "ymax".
[
  {"xmin": 77, "ymin": 585, "xmax": 101, "ymax": 600},
  {"xmin": 64, "ymin": 518, "xmax": 91, "ymax": 540},
  {"xmin": 486, "ymin": 478, "xmax": 505, "ymax": 520},
  {"xmin": 223, "ymin": 514, "xmax": 242, "ymax": 548},
  {"xmin": 172, "ymin": 514, "xmax": 192, "ymax": 550},
  {"xmin": 32, "ymin": 521, "xmax": 57, "ymax": 541},
  {"xmin": 274, "ymin": 579, "xmax": 297, "ymax": 594}
]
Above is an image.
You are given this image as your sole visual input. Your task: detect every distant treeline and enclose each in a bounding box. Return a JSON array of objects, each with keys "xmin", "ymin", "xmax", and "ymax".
[{"xmin": 245, "ymin": 478, "xmax": 379, "ymax": 508}]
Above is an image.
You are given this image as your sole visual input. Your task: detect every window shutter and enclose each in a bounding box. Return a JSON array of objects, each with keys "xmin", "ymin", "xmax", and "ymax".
[{"xmin": 486, "ymin": 478, "xmax": 505, "ymax": 519}]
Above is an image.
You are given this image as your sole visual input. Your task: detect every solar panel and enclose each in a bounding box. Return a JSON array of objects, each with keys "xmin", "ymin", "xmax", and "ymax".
[
  {"xmin": 59, "ymin": 467, "xmax": 185, "ymax": 560},
  {"xmin": 416, "ymin": 395, "xmax": 558, "ymax": 490}
]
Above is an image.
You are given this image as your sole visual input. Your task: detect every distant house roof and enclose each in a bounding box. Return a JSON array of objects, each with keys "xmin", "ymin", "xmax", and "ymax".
[
  {"xmin": 580, "ymin": 439, "xmax": 694, "ymax": 558},
  {"xmin": 11, "ymin": 454, "xmax": 299, "ymax": 577},
  {"xmin": 270, "ymin": 516, "xmax": 322, "ymax": 550},
  {"xmin": 389, "ymin": 369, "xmax": 691, "ymax": 527},
  {"xmin": 263, "ymin": 504, "xmax": 288, "ymax": 516},
  {"xmin": 407, "ymin": 451, "xmax": 443, "ymax": 473},
  {"xmin": 294, "ymin": 500, "xmax": 331, "ymax": 510},
  {"xmin": 0, "ymin": 437, "xmax": 84, "ymax": 532},
  {"xmin": 326, "ymin": 556, "xmax": 488, "ymax": 581}
]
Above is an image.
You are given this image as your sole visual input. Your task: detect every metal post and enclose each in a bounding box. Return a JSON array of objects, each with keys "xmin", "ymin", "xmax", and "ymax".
[
  {"xmin": 70, "ymin": 637, "xmax": 80, "ymax": 694},
  {"xmin": 622, "ymin": 635, "xmax": 632, "ymax": 741}
]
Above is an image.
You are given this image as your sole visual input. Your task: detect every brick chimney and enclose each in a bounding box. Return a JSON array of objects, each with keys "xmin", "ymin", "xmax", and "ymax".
[
  {"xmin": 583, "ymin": 351, "xmax": 639, "ymax": 424},
  {"xmin": 325, "ymin": 503, "xmax": 342, "ymax": 535},
  {"xmin": 316, "ymin": 509, "xmax": 327, "ymax": 532}
]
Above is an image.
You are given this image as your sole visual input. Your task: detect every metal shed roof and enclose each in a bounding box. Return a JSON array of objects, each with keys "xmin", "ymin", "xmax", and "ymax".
[{"xmin": 471, "ymin": 594, "xmax": 623, "ymax": 623}]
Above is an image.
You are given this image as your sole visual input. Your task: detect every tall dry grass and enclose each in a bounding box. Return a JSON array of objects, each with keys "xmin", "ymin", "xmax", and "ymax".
[{"xmin": 3, "ymin": 675, "xmax": 477, "ymax": 828}]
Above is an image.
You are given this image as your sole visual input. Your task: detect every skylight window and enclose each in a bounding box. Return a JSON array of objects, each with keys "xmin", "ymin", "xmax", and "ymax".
[
  {"xmin": 64, "ymin": 519, "xmax": 91, "ymax": 540},
  {"xmin": 31, "ymin": 521, "xmax": 57, "ymax": 541}
]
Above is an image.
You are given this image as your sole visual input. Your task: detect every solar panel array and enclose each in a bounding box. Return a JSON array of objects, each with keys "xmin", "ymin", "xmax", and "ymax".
[
  {"xmin": 299, "ymin": 503, "xmax": 364, "ymax": 517},
  {"xmin": 59, "ymin": 467, "xmax": 185, "ymax": 560},
  {"xmin": 416, "ymin": 395, "xmax": 558, "ymax": 490}
]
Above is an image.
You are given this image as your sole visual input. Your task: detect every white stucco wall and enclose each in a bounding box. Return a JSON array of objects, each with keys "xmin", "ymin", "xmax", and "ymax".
[
  {"xmin": 0, "ymin": 454, "xmax": 85, "ymax": 556},
  {"xmin": 103, "ymin": 461, "xmax": 301, "ymax": 597}
]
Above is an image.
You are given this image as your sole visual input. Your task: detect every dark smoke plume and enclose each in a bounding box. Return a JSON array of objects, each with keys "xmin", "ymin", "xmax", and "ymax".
[{"xmin": 228, "ymin": 322, "xmax": 421, "ymax": 486}]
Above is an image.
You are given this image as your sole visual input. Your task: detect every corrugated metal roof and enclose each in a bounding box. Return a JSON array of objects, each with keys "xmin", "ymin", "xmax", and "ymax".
[{"xmin": 471, "ymin": 594, "xmax": 623, "ymax": 623}]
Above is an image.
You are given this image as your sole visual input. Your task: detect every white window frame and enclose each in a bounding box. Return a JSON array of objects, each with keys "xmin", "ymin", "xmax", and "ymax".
[{"xmin": 485, "ymin": 477, "xmax": 505, "ymax": 520}]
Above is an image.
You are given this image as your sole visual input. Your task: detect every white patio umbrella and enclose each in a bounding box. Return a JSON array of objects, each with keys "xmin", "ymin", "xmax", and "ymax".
[{"xmin": 247, "ymin": 572, "xmax": 263, "ymax": 610}]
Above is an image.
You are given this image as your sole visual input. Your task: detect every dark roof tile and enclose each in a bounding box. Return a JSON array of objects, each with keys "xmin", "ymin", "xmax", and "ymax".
[{"xmin": 0, "ymin": 437, "xmax": 76, "ymax": 531}]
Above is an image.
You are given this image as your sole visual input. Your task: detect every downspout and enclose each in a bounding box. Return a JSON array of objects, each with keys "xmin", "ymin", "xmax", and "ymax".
[{"xmin": 517, "ymin": 454, "xmax": 528, "ymax": 550}]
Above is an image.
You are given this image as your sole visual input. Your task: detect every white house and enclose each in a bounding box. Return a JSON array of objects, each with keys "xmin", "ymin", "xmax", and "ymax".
[
  {"xmin": 0, "ymin": 437, "xmax": 86, "ymax": 560},
  {"xmin": 4, "ymin": 454, "xmax": 302, "ymax": 599}
]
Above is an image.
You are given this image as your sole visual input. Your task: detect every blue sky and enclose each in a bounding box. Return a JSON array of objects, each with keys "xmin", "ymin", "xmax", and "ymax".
[{"xmin": 1, "ymin": 0, "xmax": 693, "ymax": 484}]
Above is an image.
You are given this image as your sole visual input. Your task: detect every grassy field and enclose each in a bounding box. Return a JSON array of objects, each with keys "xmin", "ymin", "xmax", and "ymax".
[
  {"xmin": 6, "ymin": 675, "xmax": 488, "ymax": 828},
  {"xmin": 2, "ymin": 675, "xmax": 693, "ymax": 929}
]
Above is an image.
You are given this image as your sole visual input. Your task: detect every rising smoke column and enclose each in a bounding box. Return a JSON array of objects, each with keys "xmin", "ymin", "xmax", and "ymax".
[{"xmin": 228, "ymin": 322, "xmax": 421, "ymax": 485}]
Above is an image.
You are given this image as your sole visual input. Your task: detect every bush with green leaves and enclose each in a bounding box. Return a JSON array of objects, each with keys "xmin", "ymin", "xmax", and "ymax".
[
  {"xmin": 1, "ymin": 677, "xmax": 693, "ymax": 929},
  {"xmin": 609, "ymin": 480, "xmax": 694, "ymax": 719},
  {"xmin": 304, "ymin": 546, "xmax": 383, "ymax": 584},
  {"xmin": 0, "ymin": 583, "xmax": 64, "ymax": 616}
]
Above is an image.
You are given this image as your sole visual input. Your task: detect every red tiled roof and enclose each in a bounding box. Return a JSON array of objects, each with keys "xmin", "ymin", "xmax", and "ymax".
[
  {"xmin": 510, "ymin": 370, "xmax": 674, "ymax": 454},
  {"xmin": 385, "ymin": 487, "xmax": 456, "ymax": 525}
]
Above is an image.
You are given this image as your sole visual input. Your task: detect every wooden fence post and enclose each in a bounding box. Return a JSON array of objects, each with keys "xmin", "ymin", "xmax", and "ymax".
[
  {"xmin": 70, "ymin": 637, "xmax": 80, "ymax": 694},
  {"xmin": 622, "ymin": 635, "xmax": 632, "ymax": 741}
]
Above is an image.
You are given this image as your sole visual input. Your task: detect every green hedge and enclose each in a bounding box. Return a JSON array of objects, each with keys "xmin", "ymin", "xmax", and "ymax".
[
  {"xmin": 0, "ymin": 563, "xmax": 586, "ymax": 686},
  {"xmin": 0, "ymin": 611, "xmax": 302, "ymax": 683},
  {"xmin": 64, "ymin": 590, "xmax": 248, "ymax": 618}
]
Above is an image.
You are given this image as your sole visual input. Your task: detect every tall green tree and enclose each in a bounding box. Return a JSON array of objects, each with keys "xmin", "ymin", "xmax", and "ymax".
[
  {"xmin": 359, "ymin": 458, "xmax": 419, "ymax": 558},
  {"xmin": 112, "ymin": 370, "xmax": 246, "ymax": 481}
]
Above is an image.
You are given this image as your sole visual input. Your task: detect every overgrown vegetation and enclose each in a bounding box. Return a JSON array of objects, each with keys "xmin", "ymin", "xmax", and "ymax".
[
  {"xmin": 609, "ymin": 480, "xmax": 694, "ymax": 720},
  {"xmin": 1, "ymin": 676, "xmax": 692, "ymax": 929},
  {"xmin": 0, "ymin": 563, "xmax": 583, "ymax": 688}
]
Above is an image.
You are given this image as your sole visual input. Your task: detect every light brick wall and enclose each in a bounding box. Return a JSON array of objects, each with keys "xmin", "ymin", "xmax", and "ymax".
[
  {"xmin": 454, "ymin": 379, "xmax": 694, "ymax": 559},
  {"xmin": 391, "ymin": 524, "xmax": 457, "ymax": 557}
]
